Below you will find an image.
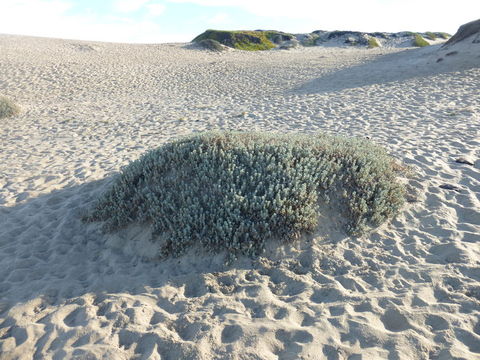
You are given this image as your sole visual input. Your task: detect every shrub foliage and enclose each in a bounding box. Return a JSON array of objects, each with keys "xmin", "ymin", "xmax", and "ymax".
[
  {"xmin": 84, "ymin": 132, "xmax": 406, "ymax": 258},
  {"xmin": 0, "ymin": 96, "xmax": 20, "ymax": 119}
]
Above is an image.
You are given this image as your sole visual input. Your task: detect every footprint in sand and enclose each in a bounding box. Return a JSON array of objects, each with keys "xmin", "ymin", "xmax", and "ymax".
[
  {"xmin": 310, "ymin": 286, "xmax": 345, "ymax": 304},
  {"xmin": 380, "ymin": 307, "xmax": 412, "ymax": 332},
  {"xmin": 63, "ymin": 306, "xmax": 89, "ymax": 327},
  {"xmin": 221, "ymin": 325, "xmax": 243, "ymax": 343},
  {"xmin": 275, "ymin": 329, "xmax": 314, "ymax": 344},
  {"xmin": 183, "ymin": 276, "xmax": 208, "ymax": 298},
  {"xmin": 454, "ymin": 328, "xmax": 480, "ymax": 353},
  {"xmin": 425, "ymin": 314, "xmax": 449, "ymax": 331}
]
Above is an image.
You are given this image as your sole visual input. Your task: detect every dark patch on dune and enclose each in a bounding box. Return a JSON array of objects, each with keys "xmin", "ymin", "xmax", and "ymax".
[
  {"xmin": 198, "ymin": 39, "xmax": 226, "ymax": 52},
  {"xmin": 442, "ymin": 19, "xmax": 480, "ymax": 47}
]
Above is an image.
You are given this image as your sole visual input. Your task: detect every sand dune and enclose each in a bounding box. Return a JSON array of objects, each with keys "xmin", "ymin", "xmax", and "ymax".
[{"xmin": 0, "ymin": 34, "xmax": 479, "ymax": 359}]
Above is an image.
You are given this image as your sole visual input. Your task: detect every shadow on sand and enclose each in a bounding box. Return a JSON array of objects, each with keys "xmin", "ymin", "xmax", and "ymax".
[
  {"xmin": 294, "ymin": 45, "xmax": 479, "ymax": 94},
  {"xmin": 0, "ymin": 179, "xmax": 241, "ymax": 313},
  {"xmin": 0, "ymin": 175, "xmax": 334, "ymax": 317}
]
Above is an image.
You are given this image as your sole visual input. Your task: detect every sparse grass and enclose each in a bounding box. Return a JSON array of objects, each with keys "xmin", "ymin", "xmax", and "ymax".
[
  {"xmin": 425, "ymin": 32, "xmax": 437, "ymax": 41},
  {"xmin": 436, "ymin": 32, "xmax": 451, "ymax": 39},
  {"xmin": 367, "ymin": 37, "xmax": 380, "ymax": 48},
  {"xmin": 263, "ymin": 31, "xmax": 294, "ymax": 44},
  {"xmin": 84, "ymin": 131, "xmax": 406, "ymax": 260},
  {"xmin": 0, "ymin": 96, "xmax": 20, "ymax": 119},
  {"xmin": 413, "ymin": 34, "xmax": 429, "ymax": 47},
  {"xmin": 193, "ymin": 30, "xmax": 276, "ymax": 51}
]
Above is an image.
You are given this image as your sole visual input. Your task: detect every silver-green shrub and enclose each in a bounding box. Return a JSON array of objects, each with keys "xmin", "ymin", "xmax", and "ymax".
[
  {"xmin": 0, "ymin": 96, "xmax": 20, "ymax": 119},
  {"xmin": 84, "ymin": 132, "xmax": 406, "ymax": 258}
]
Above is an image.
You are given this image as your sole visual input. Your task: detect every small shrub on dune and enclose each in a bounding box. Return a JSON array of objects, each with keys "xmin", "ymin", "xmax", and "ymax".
[
  {"xmin": 425, "ymin": 32, "xmax": 437, "ymax": 41},
  {"xmin": 413, "ymin": 34, "xmax": 429, "ymax": 47},
  {"xmin": 368, "ymin": 37, "xmax": 380, "ymax": 48},
  {"xmin": 436, "ymin": 32, "xmax": 451, "ymax": 40},
  {"xmin": 0, "ymin": 96, "xmax": 20, "ymax": 119},
  {"xmin": 84, "ymin": 132, "xmax": 406, "ymax": 259}
]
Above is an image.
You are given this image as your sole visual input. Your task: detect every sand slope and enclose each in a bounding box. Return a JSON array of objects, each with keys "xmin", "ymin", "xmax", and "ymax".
[{"xmin": 0, "ymin": 35, "xmax": 479, "ymax": 359}]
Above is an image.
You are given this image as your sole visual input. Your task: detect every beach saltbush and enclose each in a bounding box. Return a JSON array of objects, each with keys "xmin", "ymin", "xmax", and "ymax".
[
  {"xmin": 0, "ymin": 96, "xmax": 20, "ymax": 119},
  {"xmin": 413, "ymin": 34, "xmax": 429, "ymax": 47},
  {"xmin": 84, "ymin": 132, "xmax": 406, "ymax": 259}
]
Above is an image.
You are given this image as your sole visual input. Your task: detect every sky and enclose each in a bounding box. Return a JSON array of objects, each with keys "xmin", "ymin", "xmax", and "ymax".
[{"xmin": 0, "ymin": 0, "xmax": 478, "ymax": 43}]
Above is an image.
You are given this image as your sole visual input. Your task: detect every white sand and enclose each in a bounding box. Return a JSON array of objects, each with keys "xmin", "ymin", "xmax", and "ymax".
[{"xmin": 0, "ymin": 34, "xmax": 479, "ymax": 359}]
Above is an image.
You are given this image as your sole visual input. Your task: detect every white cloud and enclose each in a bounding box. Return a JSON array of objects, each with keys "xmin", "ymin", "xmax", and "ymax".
[
  {"xmin": 1, "ymin": 0, "xmax": 479, "ymax": 43},
  {"xmin": 0, "ymin": 0, "xmax": 184, "ymax": 43},
  {"xmin": 113, "ymin": 0, "xmax": 166, "ymax": 17},
  {"xmin": 166, "ymin": 0, "xmax": 480, "ymax": 33},
  {"xmin": 146, "ymin": 3, "xmax": 166, "ymax": 16},
  {"xmin": 1, "ymin": 0, "xmax": 74, "ymax": 23},
  {"xmin": 208, "ymin": 12, "xmax": 230, "ymax": 25},
  {"xmin": 113, "ymin": 0, "xmax": 150, "ymax": 13}
]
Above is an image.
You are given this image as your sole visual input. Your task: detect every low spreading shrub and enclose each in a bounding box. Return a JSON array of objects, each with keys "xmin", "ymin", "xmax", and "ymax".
[
  {"xmin": 84, "ymin": 132, "xmax": 406, "ymax": 259},
  {"xmin": 0, "ymin": 96, "xmax": 20, "ymax": 119}
]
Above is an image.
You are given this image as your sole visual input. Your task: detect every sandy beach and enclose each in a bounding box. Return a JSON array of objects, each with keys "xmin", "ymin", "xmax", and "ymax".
[{"xmin": 0, "ymin": 34, "xmax": 479, "ymax": 359}]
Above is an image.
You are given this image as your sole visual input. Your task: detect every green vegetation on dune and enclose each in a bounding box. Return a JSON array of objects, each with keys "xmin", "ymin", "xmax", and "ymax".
[
  {"xmin": 0, "ymin": 96, "xmax": 20, "ymax": 119},
  {"xmin": 262, "ymin": 30, "xmax": 295, "ymax": 43},
  {"xmin": 425, "ymin": 32, "xmax": 451, "ymax": 41},
  {"xmin": 425, "ymin": 32, "xmax": 437, "ymax": 41},
  {"xmin": 413, "ymin": 33, "xmax": 429, "ymax": 47},
  {"xmin": 192, "ymin": 29, "xmax": 451, "ymax": 51},
  {"xmin": 436, "ymin": 32, "xmax": 451, "ymax": 39},
  {"xmin": 367, "ymin": 37, "xmax": 380, "ymax": 48},
  {"xmin": 192, "ymin": 29, "xmax": 292, "ymax": 51},
  {"xmin": 84, "ymin": 131, "xmax": 406, "ymax": 260}
]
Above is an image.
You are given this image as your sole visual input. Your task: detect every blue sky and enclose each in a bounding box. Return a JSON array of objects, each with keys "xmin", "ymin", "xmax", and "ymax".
[{"xmin": 0, "ymin": 0, "xmax": 478, "ymax": 43}]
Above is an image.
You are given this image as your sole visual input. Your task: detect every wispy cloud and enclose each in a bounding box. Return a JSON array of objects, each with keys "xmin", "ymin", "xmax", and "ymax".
[
  {"xmin": 113, "ymin": 0, "xmax": 165, "ymax": 15},
  {"xmin": 166, "ymin": 0, "xmax": 479, "ymax": 33},
  {"xmin": 1, "ymin": 0, "xmax": 479, "ymax": 43},
  {"xmin": 208, "ymin": 12, "xmax": 230, "ymax": 25},
  {"xmin": 0, "ymin": 0, "xmax": 180, "ymax": 43}
]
